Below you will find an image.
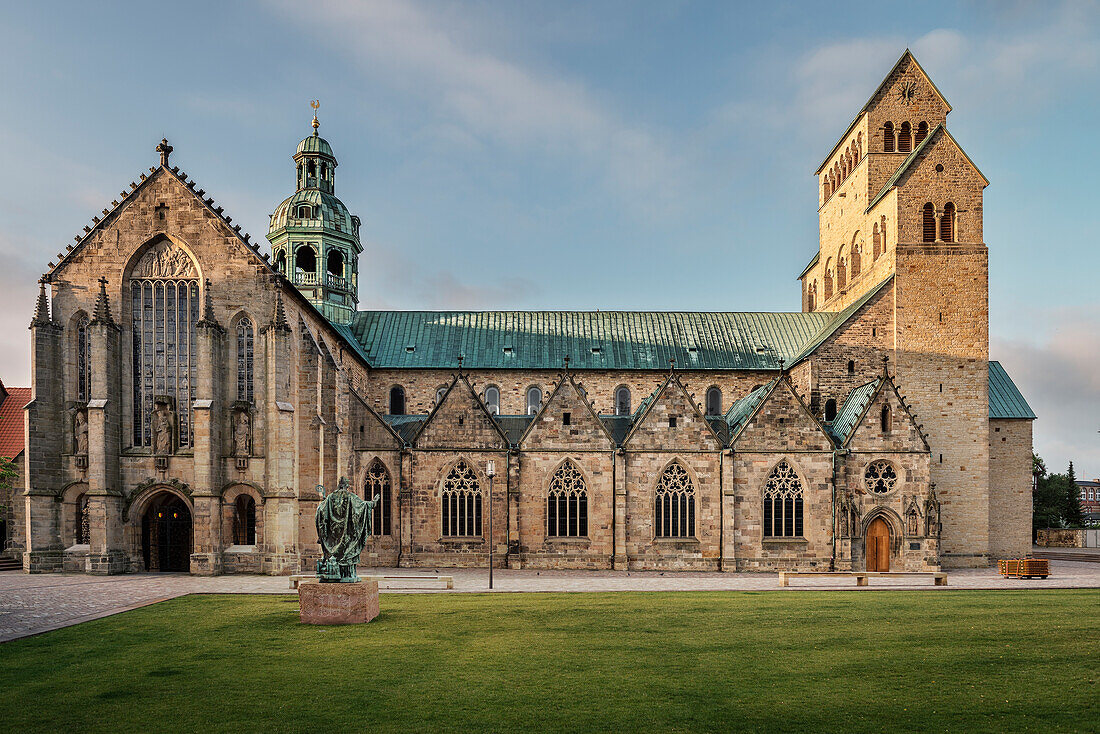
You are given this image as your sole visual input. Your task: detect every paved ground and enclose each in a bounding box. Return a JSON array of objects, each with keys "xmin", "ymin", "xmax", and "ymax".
[{"xmin": 2, "ymin": 559, "xmax": 1098, "ymax": 643}]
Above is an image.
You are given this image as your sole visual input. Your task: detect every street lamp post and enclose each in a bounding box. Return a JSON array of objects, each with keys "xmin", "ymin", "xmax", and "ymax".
[{"xmin": 486, "ymin": 459, "xmax": 496, "ymax": 590}]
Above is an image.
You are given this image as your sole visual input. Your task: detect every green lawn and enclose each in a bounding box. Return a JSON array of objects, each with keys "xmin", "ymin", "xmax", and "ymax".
[{"xmin": 1, "ymin": 590, "xmax": 1097, "ymax": 733}]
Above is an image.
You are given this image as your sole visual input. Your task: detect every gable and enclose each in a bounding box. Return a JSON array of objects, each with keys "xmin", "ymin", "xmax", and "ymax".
[
  {"xmin": 733, "ymin": 379, "xmax": 833, "ymax": 452},
  {"xmin": 351, "ymin": 395, "xmax": 402, "ymax": 450},
  {"xmin": 865, "ymin": 50, "xmax": 951, "ymax": 119},
  {"xmin": 521, "ymin": 375, "xmax": 614, "ymax": 450},
  {"xmin": 845, "ymin": 377, "xmax": 929, "ymax": 453},
  {"xmin": 867, "ymin": 125, "xmax": 988, "ymax": 213},
  {"xmin": 415, "ymin": 376, "xmax": 507, "ymax": 450},
  {"xmin": 623, "ymin": 375, "xmax": 721, "ymax": 451}
]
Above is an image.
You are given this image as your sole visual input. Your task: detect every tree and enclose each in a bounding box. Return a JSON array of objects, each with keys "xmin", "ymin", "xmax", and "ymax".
[{"xmin": 1063, "ymin": 462, "xmax": 1084, "ymax": 526}]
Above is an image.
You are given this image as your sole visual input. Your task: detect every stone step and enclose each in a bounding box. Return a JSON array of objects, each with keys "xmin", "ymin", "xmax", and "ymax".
[
  {"xmin": 1032, "ymin": 551, "xmax": 1100, "ymax": 563},
  {"xmin": 0, "ymin": 557, "xmax": 22, "ymax": 571}
]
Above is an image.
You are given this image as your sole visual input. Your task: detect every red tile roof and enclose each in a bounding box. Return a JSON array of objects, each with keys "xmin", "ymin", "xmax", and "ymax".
[{"xmin": 0, "ymin": 385, "xmax": 31, "ymax": 460}]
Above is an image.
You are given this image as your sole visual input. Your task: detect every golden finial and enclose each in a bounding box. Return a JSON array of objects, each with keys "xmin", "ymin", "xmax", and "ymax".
[{"xmin": 310, "ymin": 100, "xmax": 320, "ymax": 135}]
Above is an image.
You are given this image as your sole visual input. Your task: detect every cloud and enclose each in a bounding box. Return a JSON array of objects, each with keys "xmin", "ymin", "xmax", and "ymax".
[
  {"xmin": 263, "ymin": 0, "xmax": 686, "ymax": 211},
  {"xmin": 993, "ymin": 306, "xmax": 1100, "ymax": 479}
]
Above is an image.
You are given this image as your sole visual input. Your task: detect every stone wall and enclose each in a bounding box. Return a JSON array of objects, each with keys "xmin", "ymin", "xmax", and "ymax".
[
  {"xmin": 1036, "ymin": 528, "xmax": 1085, "ymax": 548},
  {"xmin": 989, "ymin": 419, "xmax": 1033, "ymax": 559}
]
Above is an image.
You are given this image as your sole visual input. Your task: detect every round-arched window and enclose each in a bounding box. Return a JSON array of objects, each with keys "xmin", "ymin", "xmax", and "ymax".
[{"xmin": 864, "ymin": 461, "xmax": 898, "ymax": 494}]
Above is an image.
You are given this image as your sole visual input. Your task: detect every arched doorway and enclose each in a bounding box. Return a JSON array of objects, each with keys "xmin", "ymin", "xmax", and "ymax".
[
  {"xmin": 141, "ymin": 493, "xmax": 192, "ymax": 572},
  {"xmin": 866, "ymin": 517, "xmax": 891, "ymax": 572}
]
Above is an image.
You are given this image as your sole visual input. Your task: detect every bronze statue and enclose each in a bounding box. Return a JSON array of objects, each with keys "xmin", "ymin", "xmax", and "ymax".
[{"xmin": 315, "ymin": 476, "xmax": 380, "ymax": 583}]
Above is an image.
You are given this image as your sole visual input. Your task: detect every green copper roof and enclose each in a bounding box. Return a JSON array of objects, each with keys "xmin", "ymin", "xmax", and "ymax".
[
  {"xmin": 829, "ymin": 378, "xmax": 882, "ymax": 444},
  {"xmin": 789, "ymin": 276, "xmax": 893, "ymax": 366},
  {"xmin": 347, "ymin": 310, "xmax": 834, "ymax": 371},
  {"xmin": 268, "ymin": 189, "xmax": 356, "ymax": 235},
  {"xmin": 296, "ymin": 133, "xmax": 335, "ymax": 160},
  {"xmin": 988, "ymin": 361, "xmax": 1036, "ymax": 419},
  {"xmin": 724, "ymin": 380, "xmax": 775, "ymax": 434}
]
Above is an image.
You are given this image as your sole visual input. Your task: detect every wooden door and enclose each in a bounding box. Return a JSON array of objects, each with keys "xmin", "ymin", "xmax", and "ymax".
[{"xmin": 866, "ymin": 517, "xmax": 891, "ymax": 572}]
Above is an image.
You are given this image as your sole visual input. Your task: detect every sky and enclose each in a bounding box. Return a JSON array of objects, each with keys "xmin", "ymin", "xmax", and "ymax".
[{"xmin": 0, "ymin": 1, "xmax": 1097, "ymax": 477}]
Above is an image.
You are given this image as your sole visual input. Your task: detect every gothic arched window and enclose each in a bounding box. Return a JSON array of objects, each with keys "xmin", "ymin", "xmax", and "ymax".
[
  {"xmin": 526, "ymin": 386, "xmax": 542, "ymax": 416},
  {"xmin": 235, "ymin": 317, "xmax": 254, "ymax": 404},
  {"xmin": 763, "ymin": 460, "xmax": 804, "ymax": 537},
  {"xmin": 615, "ymin": 386, "xmax": 632, "ymax": 416},
  {"xmin": 655, "ymin": 462, "xmax": 695, "ymax": 538},
  {"xmin": 880, "ymin": 404, "xmax": 892, "ymax": 433},
  {"xmin": 706, "ymin": 387, "xmax": 722, "ymax": 416},
  {"xmin": 365, "ymin": 459, "xmax": 392, "ymax": 536},
  {"xmin": 389, "ymin": 386, "xmax": 406, "ymax": 415},
  {"xmin": 129, "ymin": 238, "xmax": 199, "ymax": 448},
  {"xmin": 547, "ymin": 461, "xmax": 588, "ymax": 537},
  {"xmin": 441, "ymin": 460, "xmax": 482, "ymax": 537},
  {"xmin": 233, "ymin": 495, "xmax": 256, "ymax": 545},
  {"xmin": 484, "ymin": 386, "xmax": 500, "ymax": 415},
  {"xmin": 76, "ymin": 315, "xmax": 91, "ymax": 403}
]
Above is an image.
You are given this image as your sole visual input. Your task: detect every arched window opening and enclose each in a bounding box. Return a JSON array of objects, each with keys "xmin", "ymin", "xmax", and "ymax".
[
  {"xmin": 484, "ymin": 386, "xmax": 500, "ymax": 415},
  {"xmin": 915, "ymin": 121, "xmax": 928, "ymax": 145},
  {"xmin": 232, "ymin": 495, "xmax": 256, "ymax": 545},
  {"xmin": 824, "ymin": 268, "xmax": 834, "ymax": 301},
  {"xmin": 883, "ymin": 122, "xmax": 895, "ymax": 152},
  {"xmin": 547, "ymin": 461, "xmax": 588, "ymax": 537},
  {"xmin": 837, "ymin": 256, "xmax": 847, "ymax": 291},
  {"xmin": 942, "ymin": 202, "xmax": 956, "ymax": 243},
  {"xmin": 326, "ymin": 249, "xmax": 344, "ymax": 278},
  {"xmin": 706, "ymin": 387, "xmax": 722, "ymax": 416},
  {"xmin": 655, "ymin": 462, "xmax": 695, "ymax": 538},
  {"xmin": 365, "ymin": 459, "xmax": 392, "ymax": 536},
  {"xmin": 881, "ymin": 404, "xmax": 892, "ymax": 433},
  {"xmin": 615, "ymin": 386, "xmax": 632, "ymax": 416},
  {"xmin": 441, "ymin": 460, "xmax": 482, "ymax": 537},
  {"xmin": 75, "ymin": 493, "xmax": 90, "ymax": 545},
  {"xmin": 76, "ymin": 315, "xmax": 91, "ymax": 403},
  {"xmin": 872, "ymin": 223, "xmax": 882, "ymax": 260},
  {"xmin": 235, "ymin": 317, "xmax": 254, "ymax": 404},
  {"xmin": 763, "ymin": 460, "xmax": 804, "ymax": 538},
  {"xmin": 851, "ymin": 242, "xmax": 861, "ymax": 278},
  {"xmin": 922, "ymin": 203, "xmax": 936, "ymax": 242},
  {"xmin": 389, "ymin": 386, "xmax": 406, "ymax": 415},
  {"xmin": 130, "ymin": 238, "xmax": 199, "ymax": 449},
  {"xmin": 847, "ymin": 360, "xmax": 855, "ymax": 374},
  {"xmin": 274, "ymin": 249, "xmax": 287, "ymax": 274},
  {"xmin": 307, "ymin": 160, "xmax": 316, "ymax": 178},
  {"xmin": 526, "ymin": 386, "xmax": 542, "ymax": 416},
  {"xmin": 824, "ymin": 399, "xmax": 838, "ymax": 422},
  {"xmin": 899, "ymin": 122, "xmax": 912, "ymax": 153},
  {"xmin": 297, "ymin": 205, "xmax": 313, "ymax": 219},
  {"xmin": 295, "ymin": 246, "xmax": 317, "ymax": 278}
]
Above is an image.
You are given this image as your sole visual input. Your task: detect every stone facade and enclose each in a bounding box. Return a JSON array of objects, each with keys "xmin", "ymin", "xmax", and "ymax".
[{"xmin": 18, "ymin": 50, "xmax": 1033, "ymax": 576}]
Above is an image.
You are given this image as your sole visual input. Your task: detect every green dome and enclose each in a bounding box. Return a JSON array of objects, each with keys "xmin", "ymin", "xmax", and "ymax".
[
  {"xmin": 295, "ymin": 133, "xmax": 335, "ymax": 161},
  {"xmin": 269, "ymin": 189, "xmax": 356, "ymax": 235}
]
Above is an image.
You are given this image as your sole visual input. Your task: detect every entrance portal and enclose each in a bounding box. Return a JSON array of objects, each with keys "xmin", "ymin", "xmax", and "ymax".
[
  {"xmin": 141, "ymin": 493, "xmax": 192, "ymax": 572},
  {"xmin": 866, "ymin": 517, "xmax": 891, "ymax": 572}
]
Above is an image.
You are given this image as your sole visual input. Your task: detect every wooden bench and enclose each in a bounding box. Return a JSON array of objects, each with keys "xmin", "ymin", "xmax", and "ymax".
[
  {"xmin": 778, "ymin": 571, "xmax": 947, "ymax": 587},
  {"xmin": 290, "ymin": 574, "xmax": 454, "ymax": 590}
]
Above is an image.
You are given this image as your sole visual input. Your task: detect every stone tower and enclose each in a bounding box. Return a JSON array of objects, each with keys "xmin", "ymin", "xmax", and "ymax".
[
  {"xmin": 267, "ymin": 109, "xmax": 362, "ymax": 324},
  {"xmin": 799, "ymin": 50, "xmax": 993, "ymax": 566}
]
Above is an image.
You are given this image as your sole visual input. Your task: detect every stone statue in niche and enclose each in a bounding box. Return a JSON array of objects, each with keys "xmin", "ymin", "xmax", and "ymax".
[
  {"xmin": 904, "ymin": 496, "xmax": 921, "ymax": 537},
  {"xmin": 152, "ymin": 399, "xmax": 174, "ymax": 455},
  {"xmin": 924, "ymin": 484, "xmax": 941, "ymax": 538},
  {"xmin": 233, "ymin": 409, "xmax": 251, "ymax": 457},
  {"xmin": 837, "ymin": 489, "xmax": 851, "ymax": 537},
  {"xmin": 74, "ymin": 409, "xmax": 88, "ymax": 455}
]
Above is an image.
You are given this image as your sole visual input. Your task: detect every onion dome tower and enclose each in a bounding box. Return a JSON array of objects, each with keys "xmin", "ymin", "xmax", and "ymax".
[{"xmin": 267, "ymin": 103, "xmax": 361, "ymax": 324}]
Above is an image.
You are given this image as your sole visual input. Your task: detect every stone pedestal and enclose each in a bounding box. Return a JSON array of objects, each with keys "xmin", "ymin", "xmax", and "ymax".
[{"xmin": 299, "ymin": 580, "xmax": 379, "ymax": 625}]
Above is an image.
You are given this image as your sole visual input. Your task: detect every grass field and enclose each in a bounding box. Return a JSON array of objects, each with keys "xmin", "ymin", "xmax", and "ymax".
[{"xmin": 0, "ymin": 589, "xmax": 1097, "ymax": 732}]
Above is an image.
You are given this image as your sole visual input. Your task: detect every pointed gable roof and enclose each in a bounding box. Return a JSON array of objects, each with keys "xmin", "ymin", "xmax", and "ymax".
[
  {"xmin": 413, "ymin": 373, "xmax": 509, "ymax": 449},
  {"xmin": 520, "ymin": 370, "xmax": 615, "ymax": 449},
  {"xmin": 816, "ymin": 49, "xmax": 952, "ymax": 174},
  {"xmin": 865, "ymin": 123, "xmax": 988, "ymax": 212},
  {"xmin": 836, "ymin": 368, "xmax": 930, "ymax": 452},
  {"xmin": 730, "ymin": 376, "xmax": 834, "ymax": 451},
  {"xmin": 829, "ymin": 378, "xmax": 882, "ymax": 444},
  {"xmin": 988, "ymin": 361, "xmax": 1036, "ymax": 419},
  {"xmin": 0, "ymin": 381, "xmax": 31, "ymax": 460},
  {"xmin": 724, "ymin": 380, "xmax": 776, "ymax": 437},
  {"xmin": 621, "ymin": 371, "xmax": 722, "ymax": 449}
]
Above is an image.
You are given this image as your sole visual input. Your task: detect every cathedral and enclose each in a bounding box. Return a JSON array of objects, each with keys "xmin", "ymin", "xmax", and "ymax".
[{"xmin": 13, "ymin": 50, "xmax": 1035, "ymax": 576}]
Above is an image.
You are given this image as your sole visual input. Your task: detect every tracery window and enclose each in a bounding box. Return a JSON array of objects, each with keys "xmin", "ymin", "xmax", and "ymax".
[
  {"xmin": 547, "ymin": 461, "xmax": 588, "ymax": 537},
  {"xmin": 763, "ymin": 460, "xmax": 804, "ymax": 538},
  {"xmin": 232, "ymin": 495, "xmax": 256, "ymax": 545},
  {"xmin": 235, "ymin": 317, "xmax": 254, "ymax": 404},
  {"xmin": 365, "ymin": 459, "xmax": 392, "ymax": 536},
  {"xmin": 706, "ymin": 387, "xmax": 722, "ymax": 416},
  {"xmin": 441, "ymin": 460, "xmax": 482, "ymax": 537},
  {"xmin": 389, "ymin": 386, "xmax": 406, "ymax": 415},
  {"xmin": 526, "ymin": 386, "xmax": 542, "ymax": 416},
  {"xmin": 484, "ymin": 386, "xmax": 500, "ymax": 415},
  {"xmin": 865, "ymin": 461, "xmax": 898, "ymax": 494},
  {"xmin": 615, "ymin": 386, "xmax": 632, "ymax": 416},
  {"xmin": 76, "ymin": 315, "xmax": 91, "ymax": 402},
  {"xmin": 655, "ymin": 462, "xmax": 695, "ymax": 538},
  {"xmin": 130, "ymin": 238, "xmax": 198, "ymax": 448}
]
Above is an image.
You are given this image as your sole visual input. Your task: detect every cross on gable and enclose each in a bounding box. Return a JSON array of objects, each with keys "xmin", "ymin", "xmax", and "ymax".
[{"xmin": 156, "ymin": 138, "xmax": 173, "ymax": 166}]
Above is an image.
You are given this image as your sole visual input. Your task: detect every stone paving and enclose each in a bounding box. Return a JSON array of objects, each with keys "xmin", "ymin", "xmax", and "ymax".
[{"xmin": 2, "ymin": 561, "xmax": 1098, "ymax": 643}]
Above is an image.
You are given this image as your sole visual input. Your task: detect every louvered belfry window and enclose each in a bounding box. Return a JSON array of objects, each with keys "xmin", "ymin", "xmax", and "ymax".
[
  {"xmin": 915, "ymin": 121, "xmax": 928, "ymax": 145},
  {"xmin": 922, "ymin": 203, "xmax": 936, "ymax": 242},
  {"xmin": 883, "ymin": 122, "xmax": 895, "ymax": 152},
  {"xmin": 941, "ymin": 202, "xmax": 955, "ymax": 242},
  {"xmin": 899, "ymin": 122, "xmax": 912, "ymax": 153}
]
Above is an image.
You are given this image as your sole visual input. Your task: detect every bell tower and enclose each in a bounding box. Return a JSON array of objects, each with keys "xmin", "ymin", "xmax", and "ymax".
[{"xmin": 267, "ymin": 103, "xmax": 362, "ymax": 324}]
